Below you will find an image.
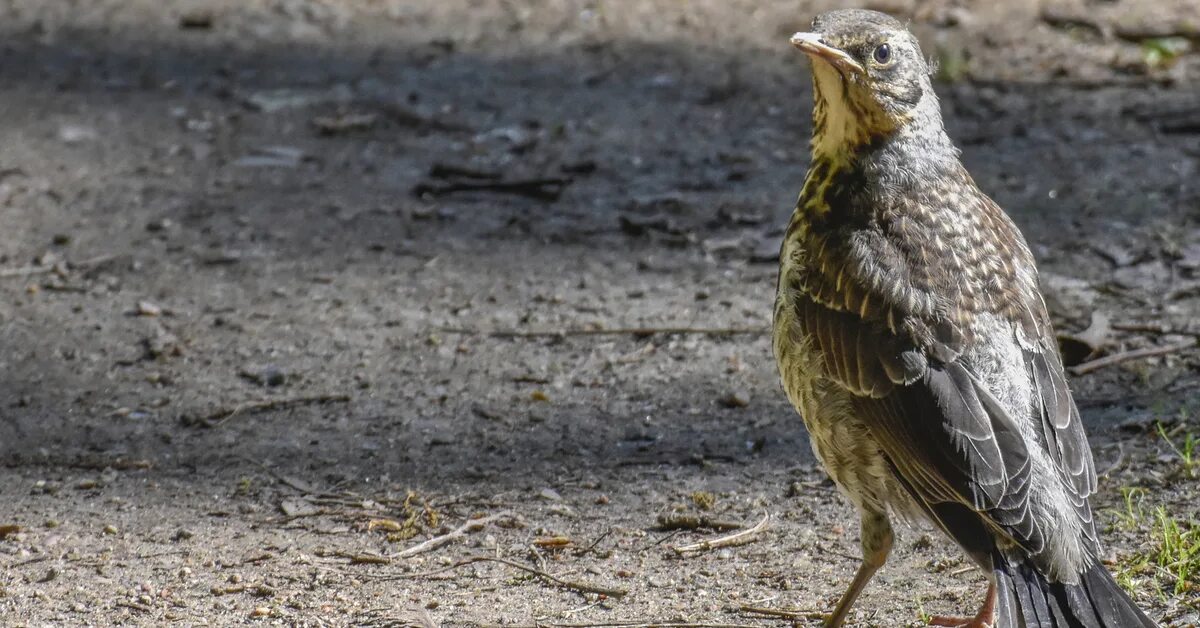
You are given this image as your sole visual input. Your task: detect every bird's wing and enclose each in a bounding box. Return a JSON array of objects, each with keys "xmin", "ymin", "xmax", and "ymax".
[{"xmin": 783, "ymin": 210, "xmax": 1097, "ymax": 558}]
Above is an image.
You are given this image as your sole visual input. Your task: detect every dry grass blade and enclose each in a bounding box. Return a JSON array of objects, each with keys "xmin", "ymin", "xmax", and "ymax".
[{"xmin": 671, "ymin": 512, "xmax": 770, "ymax": 555}]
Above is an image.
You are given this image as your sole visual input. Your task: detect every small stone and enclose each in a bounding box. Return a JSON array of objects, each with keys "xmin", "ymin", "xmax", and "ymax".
[
  {"xmin": 58, "ymin": 124, "xmax": 97, "ymax": 144},
  {"xmin": 146, "ymin": 218, "xmax": 173, "ymax": 232},
  {"xmin": 250, "ymin": 606, "xmax": 271, "ymax": 617},
  {"xmin": 179, "ymin": 8, "xmax": 214, "ymax": 29},
  {"xmin": 240, "ymin": 364, "xmax": 288, "ymax": 387},
  {"xmin": 102, "ymin": 524, "xmax": 119, "ymax": 535},
  {"xmin": 137, "ymin": 301, "xmax": 163, "ymax": 317},
  {"xmin": 720, "ymin": 390, "xmax": 750, "ymax": 408},
  {"xmin": 538, "ymin": 488, "xmax": 563, "ymax": 502}
]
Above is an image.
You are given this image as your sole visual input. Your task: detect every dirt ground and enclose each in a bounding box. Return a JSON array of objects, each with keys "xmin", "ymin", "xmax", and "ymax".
[{"xmin": 1, "ymin": 0, "xmax": 1198, "ymax": 626}]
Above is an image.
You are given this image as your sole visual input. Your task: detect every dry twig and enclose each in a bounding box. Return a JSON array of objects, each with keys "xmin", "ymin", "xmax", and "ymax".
[
  {"xmin": 739, "ymin": 605, "xmax": 825, "ymax": 621},
  {"xmin": 397, "ymin": 512, "xmax": 513, "ymax": 559},
  {"xmin": 1068, "ymin": 338, "xmax": 1196, "ymax": 375},
  {"xmin": 654, "ymin": 514, "xmax": 744, "ymax": 532},
  {"xmin": 0, "ymin": 254, "xmax": 116, "ymax": 279},
  {"xmin": 0, "ymin": 264, "xmax": 55, "ymax": 278},
  {"xmin": 671, "ymin": 512, "xmax": 770, "ymax": 555},
  {"xmin": 466, "ymin": 556, "xmax": 627, "ymax": 598},
  {"xmin": 413, "ymin": 177, "xmax": 571, "ymax": 201},
  {"xmin": 343, "ymin": 554, "xmax": 627, "ymax": 598},
  {"xmin": 1110, "ymin": 322, "xmax": 1200, "ymax": 338},
  {"xmin": 186, "ymin": 394, "xmax": 351, "ymax": 427}
]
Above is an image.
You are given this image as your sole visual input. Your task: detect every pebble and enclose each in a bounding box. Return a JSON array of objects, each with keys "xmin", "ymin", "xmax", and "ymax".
[
  {"xmin": 720, "ymin": 390, "xmax": 751, "ymax": 408},
  {"xmin": 58, "ymin": 124, "xmax": 97, "ymax": 144},
  {"xmin": 137, "ymin": 301, "xmax": 163, "ymax": 317}
]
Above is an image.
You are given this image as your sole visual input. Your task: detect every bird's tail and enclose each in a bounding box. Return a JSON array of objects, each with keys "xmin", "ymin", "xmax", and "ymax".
[{"xmin": 992, "ymin": 551, "xmax": 1157, "ymax": 628}]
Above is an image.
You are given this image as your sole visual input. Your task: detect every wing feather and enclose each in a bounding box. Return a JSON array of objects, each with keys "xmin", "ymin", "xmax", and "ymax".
[{"xmin": 787, "ymin": 290, "xmax": 1091, "ymax": 558}]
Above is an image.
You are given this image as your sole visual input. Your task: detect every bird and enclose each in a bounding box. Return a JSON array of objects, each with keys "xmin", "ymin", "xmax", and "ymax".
[{"xmin": 772, "ymin": 9, "xmax": 1157, "ymax": 628}]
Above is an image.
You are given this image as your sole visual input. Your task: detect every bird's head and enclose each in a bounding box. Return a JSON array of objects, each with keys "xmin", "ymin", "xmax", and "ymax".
[{"xmin": 791, "ymin": 9, "xmax": 941, "ymax": 157}]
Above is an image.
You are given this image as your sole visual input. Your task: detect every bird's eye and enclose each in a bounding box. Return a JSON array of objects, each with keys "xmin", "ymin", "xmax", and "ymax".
[{"xmin": 872, "ymin": 43, "xmax": 892, "ymax": 64}]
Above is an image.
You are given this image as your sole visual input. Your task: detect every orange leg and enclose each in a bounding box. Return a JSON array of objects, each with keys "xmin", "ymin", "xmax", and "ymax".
[{"xmin": 928, "ymin": 581, "xmax": 996, "ymax": 628}]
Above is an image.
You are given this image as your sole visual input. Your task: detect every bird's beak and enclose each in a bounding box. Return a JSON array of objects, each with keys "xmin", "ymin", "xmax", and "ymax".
[{"xmin": 790, "ymin": 32, "xmax": 864, "ymax": 76}]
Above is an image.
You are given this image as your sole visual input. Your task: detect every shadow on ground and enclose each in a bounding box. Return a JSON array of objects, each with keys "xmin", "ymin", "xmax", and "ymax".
[{"xmin": 1, "ymin": 16, "xmax": 1197, "ymax": 489}]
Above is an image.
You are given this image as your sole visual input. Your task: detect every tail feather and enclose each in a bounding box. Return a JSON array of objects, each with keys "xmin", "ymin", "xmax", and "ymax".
[{"xmin": 993, "ymin": 552, "xmax": 1157, "ymax": 628}]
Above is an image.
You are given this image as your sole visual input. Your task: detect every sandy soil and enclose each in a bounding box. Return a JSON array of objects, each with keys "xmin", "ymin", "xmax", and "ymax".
[{"xmin": 1, "ymin": 1, "xmax": 1198, "ymax": 626}]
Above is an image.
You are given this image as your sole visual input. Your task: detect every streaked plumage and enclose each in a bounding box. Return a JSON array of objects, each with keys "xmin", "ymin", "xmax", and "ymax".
[{"xmin": 773, "ymin": 10, "xmax": 1157, "ymax": 628}]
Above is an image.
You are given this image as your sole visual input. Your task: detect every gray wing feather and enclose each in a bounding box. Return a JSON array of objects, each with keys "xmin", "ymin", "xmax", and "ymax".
[{"xmin": 789, "ymin": 291, "xmax": 1095, "ymax": 556}]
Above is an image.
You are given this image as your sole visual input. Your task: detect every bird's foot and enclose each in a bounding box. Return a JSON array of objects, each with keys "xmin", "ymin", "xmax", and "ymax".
[
  {"xmin": 928, "ymin": 581, "xmax": 996, "ymax": 627},
  {"xmin": 927, "ymin": 615, "xmax": 992, "ymax": 628}
]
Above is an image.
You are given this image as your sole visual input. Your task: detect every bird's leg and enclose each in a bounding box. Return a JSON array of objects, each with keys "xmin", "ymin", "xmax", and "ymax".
[
  {"xmin": 928, "ymin": 580, "xmax": 996, "ymax": 628},
  {"xmin": 825, "ymin": 510, "xmax": 893, "ymax": 628}
]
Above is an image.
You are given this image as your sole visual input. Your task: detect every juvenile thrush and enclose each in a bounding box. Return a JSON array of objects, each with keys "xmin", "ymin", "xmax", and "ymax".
[{"xmin": 772, "ymin": 9, "xmax": 1157, "ymax": 628}]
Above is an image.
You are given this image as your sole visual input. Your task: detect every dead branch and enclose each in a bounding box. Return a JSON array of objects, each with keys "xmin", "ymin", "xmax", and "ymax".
[
  {"xmin": 1068, "ymin": 338, "xmax": 1197, "ymax": 375},
  {"xmin": 671, "ymin": 512, "xmax": 770, "ymax": 555},
  {"xmin": 397, "ymin": 512, "xmax": 513, "ymax": 559}
]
